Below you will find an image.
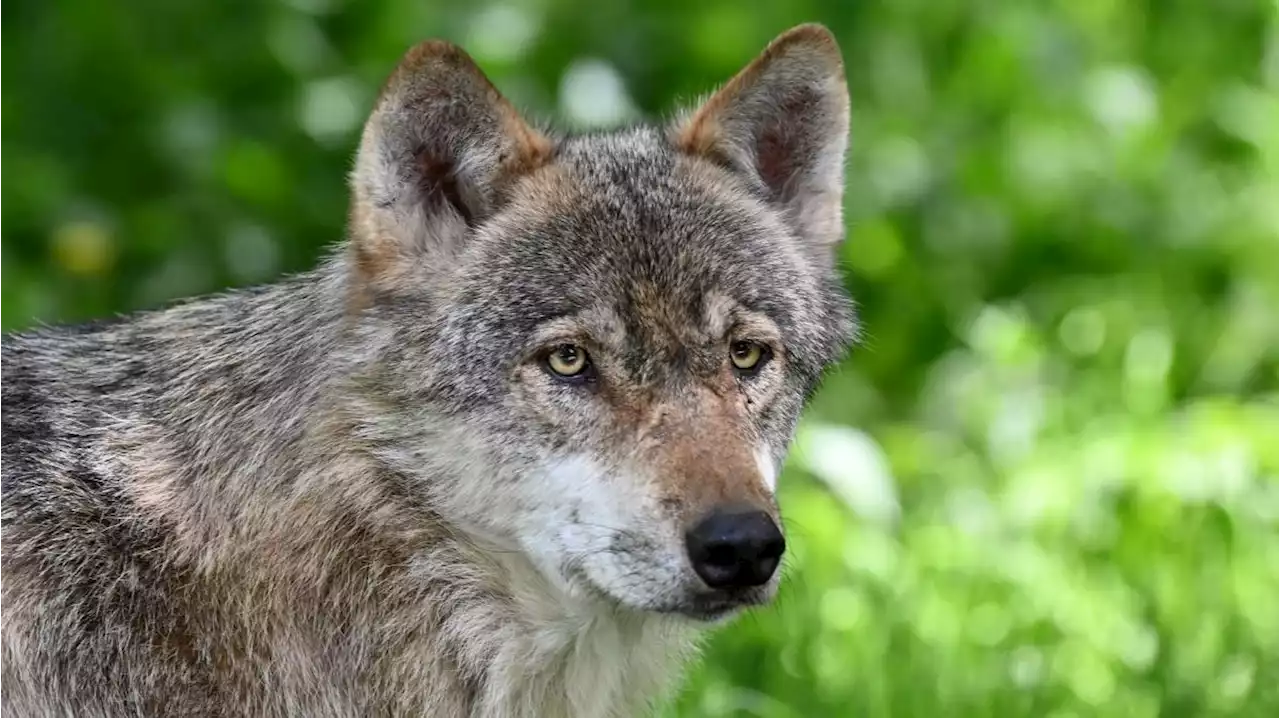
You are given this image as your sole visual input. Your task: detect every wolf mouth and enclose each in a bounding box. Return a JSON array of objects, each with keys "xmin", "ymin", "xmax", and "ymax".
[
  {"xmin": 656, "ymin": 588, "xmax": 775, "ymax": 622},
  {"xmin": 565, "ymin": 561, "xmax": 772, "ymax": 621}
]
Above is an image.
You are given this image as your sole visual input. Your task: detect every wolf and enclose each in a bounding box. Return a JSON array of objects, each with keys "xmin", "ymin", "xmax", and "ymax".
[{"xmin": 1, "ymin": 23, "xmax": 855, "ymax": 718}]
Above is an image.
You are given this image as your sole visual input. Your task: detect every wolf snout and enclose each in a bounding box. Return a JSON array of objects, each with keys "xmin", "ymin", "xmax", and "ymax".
[{"xmin": 684, "ymin": 506, "xmax": 785, "ymax": 589}]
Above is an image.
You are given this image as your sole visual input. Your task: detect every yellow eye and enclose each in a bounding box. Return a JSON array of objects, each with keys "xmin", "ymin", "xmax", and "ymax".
[
  {"xmin": 547, "ymin": 344, "xmax": 590, "ymax": 377},
  {"xmin": 730, "ymin": 340, "xmax": 765, "ymax": 371}
]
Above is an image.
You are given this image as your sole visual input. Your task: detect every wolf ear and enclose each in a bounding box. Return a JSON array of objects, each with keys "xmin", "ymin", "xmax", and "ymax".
[
  {"xmin": 348, "ymin": 41, "xmax": 552, "ymax": 287},
  {"xmin": 673, "ymin": 24, "xmax": 850, "ymax": 253}
]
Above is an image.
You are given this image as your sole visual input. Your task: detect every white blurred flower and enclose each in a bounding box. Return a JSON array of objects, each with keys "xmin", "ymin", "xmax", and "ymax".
[{"xmin": 793, "ymin": 423, "xmax": 901, "ymax": 525}]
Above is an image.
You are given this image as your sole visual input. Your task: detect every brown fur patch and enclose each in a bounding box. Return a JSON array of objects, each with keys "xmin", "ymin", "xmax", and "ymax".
[
  {"xmin": 626, "ymin": 381, "xmax": 774, "ymax": 525},
  {"xmin": 346, "ymin": 201, "xmax": 399, "ymax": 306},
  {"xmin": 657, "ymin": 396, "xmax": 772, "ymax": 524}
]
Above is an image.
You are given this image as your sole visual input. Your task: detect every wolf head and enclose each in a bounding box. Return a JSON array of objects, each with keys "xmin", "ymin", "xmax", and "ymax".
[{"xmin": 342, "ymin": 25, "xmax": 855, "ymax": 620}]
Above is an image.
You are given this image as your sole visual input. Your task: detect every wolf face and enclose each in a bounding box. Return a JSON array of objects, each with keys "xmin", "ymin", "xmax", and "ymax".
[{"xmin": 344, "ymin": 26, "xmax": 855, "ymax": 620}]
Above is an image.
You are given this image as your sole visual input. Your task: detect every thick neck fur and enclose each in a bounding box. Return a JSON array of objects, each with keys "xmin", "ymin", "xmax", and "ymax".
[{"xmin": 1, "ymin": 255, "xmax": 696, "ymax": 718}]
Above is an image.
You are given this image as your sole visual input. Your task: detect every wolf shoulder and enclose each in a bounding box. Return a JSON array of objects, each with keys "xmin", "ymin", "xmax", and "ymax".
[{"xmin": 2, "ymin": 320, "xmax": 147, "ymax": 544}]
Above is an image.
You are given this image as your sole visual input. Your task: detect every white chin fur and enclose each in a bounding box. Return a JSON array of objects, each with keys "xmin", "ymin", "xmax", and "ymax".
[{"xmin": 524, "ymin": 455, "xmax": 684, "ymax": 610}]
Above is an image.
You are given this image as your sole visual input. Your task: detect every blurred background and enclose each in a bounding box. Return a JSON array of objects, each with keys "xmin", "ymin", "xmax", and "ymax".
[{"xmin": 2, "ymin": 0, "xmax": 1277, "ymax": 715}]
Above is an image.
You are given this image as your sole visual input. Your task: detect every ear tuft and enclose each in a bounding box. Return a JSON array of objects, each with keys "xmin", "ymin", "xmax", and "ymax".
[{"xmin": 673, "ymin": 24, "xmax": 850, "ymax": 253}]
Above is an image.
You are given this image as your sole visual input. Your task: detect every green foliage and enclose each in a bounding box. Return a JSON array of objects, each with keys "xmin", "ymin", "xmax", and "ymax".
[{"xmin": 2, "ymin": 0, "xmax": 1276, "ymax": 715}]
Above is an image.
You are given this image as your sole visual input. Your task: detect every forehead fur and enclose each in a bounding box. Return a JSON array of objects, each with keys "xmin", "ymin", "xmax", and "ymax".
[{"xmin": 436, "ymin": 126, "xmax": 854, "ymax": 387}]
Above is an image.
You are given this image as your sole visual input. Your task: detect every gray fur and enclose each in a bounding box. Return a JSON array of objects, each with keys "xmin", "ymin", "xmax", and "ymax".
[{"xmin": 1, "ymin": 24, "xmax": 855, "ymax": 718}]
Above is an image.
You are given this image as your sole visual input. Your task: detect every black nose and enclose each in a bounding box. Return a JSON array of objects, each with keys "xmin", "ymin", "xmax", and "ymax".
[{"xmin": 685, "ymin": 507, "xmax": 785, "ymax": 589}]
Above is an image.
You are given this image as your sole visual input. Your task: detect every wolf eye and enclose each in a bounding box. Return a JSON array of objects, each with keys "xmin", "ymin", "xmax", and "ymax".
[
  {"xmin": 546, "ymin": 344, "xmax": 590, "ymax": 378},
  {"xmin": 730, "ymin": 340, "xmax": 770, "ymax": 373}
]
